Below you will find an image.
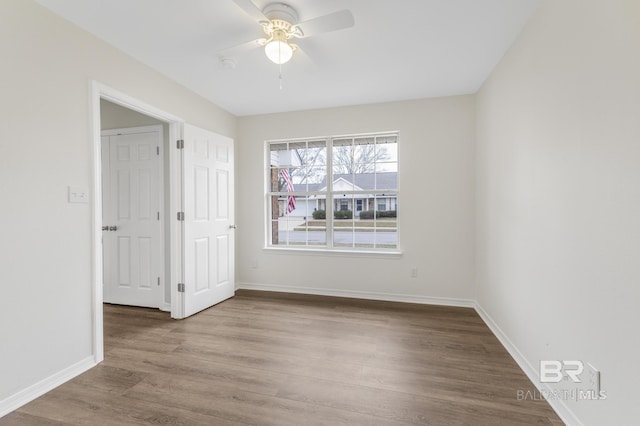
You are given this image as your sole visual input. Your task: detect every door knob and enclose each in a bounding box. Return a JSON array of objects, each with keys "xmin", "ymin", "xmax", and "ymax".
[
  {"xmin": 229, "ymin": 225, "xmax": 237, "ymax": 229},
  {"xmin": 102, "ymin": 226, "xmax": 109, "ymax": 231},
  {"xmin": 108, "ymin": 226, "xmax": 118, "ymax": 231}
]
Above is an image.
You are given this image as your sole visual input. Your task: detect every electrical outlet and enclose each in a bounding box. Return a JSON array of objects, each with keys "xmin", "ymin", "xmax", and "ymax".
[{"xmin": 410, "ymin": 267, "xmax": 418, "ymax": 278}]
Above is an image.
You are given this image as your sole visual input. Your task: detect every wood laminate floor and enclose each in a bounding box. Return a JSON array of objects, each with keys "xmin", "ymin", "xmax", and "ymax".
[{"xmin": 1, "ymin": 290, "xmax": 563, "ymax": 425}]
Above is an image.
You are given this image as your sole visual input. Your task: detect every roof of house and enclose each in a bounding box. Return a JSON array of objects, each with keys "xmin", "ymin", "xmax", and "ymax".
[{"xmin": 294, "ymin": 172, "xmax": 397, "ymax": 192}]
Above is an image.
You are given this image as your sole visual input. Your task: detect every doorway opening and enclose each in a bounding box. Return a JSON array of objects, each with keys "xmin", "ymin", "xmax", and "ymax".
[
  {"xmin": 91, "ymin": 82, "xmax": 236, "ymax": 366},
  {"xmin": 90, "ymin": 82, "xmax": 185, "ymax": 363}
]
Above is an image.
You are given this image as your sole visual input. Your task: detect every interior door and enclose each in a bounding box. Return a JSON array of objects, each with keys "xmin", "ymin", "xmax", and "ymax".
[
  {"xmin": 102, "ymin": 127, "xmax": 163, "ymax": 308},
  {"xmin": 181, "ymin": 124, "xmax": 235, "ymax": 318}
]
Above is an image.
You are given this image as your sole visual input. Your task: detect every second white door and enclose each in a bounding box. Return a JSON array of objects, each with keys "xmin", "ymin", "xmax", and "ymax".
[{"xmin": 180, "ymin": 124, "xmax": 235, "ymax": 318}]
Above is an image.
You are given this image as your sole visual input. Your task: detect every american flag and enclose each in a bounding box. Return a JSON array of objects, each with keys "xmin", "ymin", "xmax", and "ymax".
[{"xmin": 280, "ymin": 169, "xmax": 296, "ymax": 214}]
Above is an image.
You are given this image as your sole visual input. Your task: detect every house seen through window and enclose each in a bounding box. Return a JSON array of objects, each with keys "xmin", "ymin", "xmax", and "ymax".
[{"xmin": 267, "ymin": 132, "xmax": 399, "ymax": 251}]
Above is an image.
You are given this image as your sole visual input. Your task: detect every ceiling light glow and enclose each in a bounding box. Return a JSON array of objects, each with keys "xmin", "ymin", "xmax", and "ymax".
[{"xmin": 264, "ymin": 30, "xmax": 293, "ymax": 64}]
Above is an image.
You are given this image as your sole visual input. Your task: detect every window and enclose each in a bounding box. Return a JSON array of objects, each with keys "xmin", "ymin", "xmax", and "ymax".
[{"xmin": 266, "ymin": 132, "xmax": 398, "ymax": 251}]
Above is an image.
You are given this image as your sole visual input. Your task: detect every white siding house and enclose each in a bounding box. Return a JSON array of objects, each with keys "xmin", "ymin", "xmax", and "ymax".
[{"xmin": 280, "ymin": 172, "xmax": 398, "ymax": 217}]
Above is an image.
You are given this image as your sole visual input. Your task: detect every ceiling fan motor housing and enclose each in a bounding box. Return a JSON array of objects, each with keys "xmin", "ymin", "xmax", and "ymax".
[
  {"xmin": 263, "ymin": 3, "xmax": 299, "ymax": 24},
  {"xmin": 261, "ymin": 3, "xmax": 303, "ymax": 40}
]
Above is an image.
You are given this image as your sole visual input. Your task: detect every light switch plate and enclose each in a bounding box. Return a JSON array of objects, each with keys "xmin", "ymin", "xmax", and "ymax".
[{"xmin": 68, "ymin": 186, "xmax": 89, "ymax": 203}]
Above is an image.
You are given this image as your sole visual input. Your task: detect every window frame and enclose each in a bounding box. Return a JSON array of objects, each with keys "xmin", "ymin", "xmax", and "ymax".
[{"xmin": 264, "ymin": 132, "xmax": 400, "ymax": 254}]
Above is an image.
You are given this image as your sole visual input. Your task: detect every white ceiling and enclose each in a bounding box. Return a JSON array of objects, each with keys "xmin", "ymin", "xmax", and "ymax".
[{"xmin": 36, "ymin": 0, "xmax": 539, "ymax": 116}]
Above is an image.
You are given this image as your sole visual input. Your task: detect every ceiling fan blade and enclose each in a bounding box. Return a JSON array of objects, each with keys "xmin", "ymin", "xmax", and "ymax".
[
  {"xmin": 231, "ymin": 0, "xmax": 268, "ymax": 22},
  {"xmin": 293, "ymin": 9, "xmax": 354, "ymax": 38},
  {"xmin": 217, "ymin": 38, "xmax": 266, "ymax": 56},
  {"xmin": 292, "ymin": 44, "xmax": 317, "ymax": 73}
]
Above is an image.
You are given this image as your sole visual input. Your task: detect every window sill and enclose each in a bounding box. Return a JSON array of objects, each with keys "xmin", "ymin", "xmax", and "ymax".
[{"xmin": 263, "ymin": 246, "xmax": 403, "ymax": 258}]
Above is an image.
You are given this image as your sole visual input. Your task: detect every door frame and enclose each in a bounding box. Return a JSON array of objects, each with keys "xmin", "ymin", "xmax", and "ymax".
[{"xmin": 89, "ymin": 81, "xmax": 185, "ymax": 363}]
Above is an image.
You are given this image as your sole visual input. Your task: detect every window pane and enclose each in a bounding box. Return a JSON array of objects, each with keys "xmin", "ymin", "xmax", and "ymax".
[
  {"xmin": 333, "ymin": 194, "xmax": 355, "ymax": 248},
  {"xmin": 268, "ymin": 133, "xmax": 398, "ymax": 252},
  {"xmin": 288, "ymin": 141, "xmax": 306, "ymax": 151},
  {"xmin": 269, "ymin": 144, "xmax": 292, "ymax": 173},
  {"xmin": 268, "ymin": 166, "xmax": 280, "ymax": 191},
  {"xmin": 354, "ymin": 136, "xmax": 375, "ymax": 145},
  {"xmin": 372, "ymin": 193, "xmax": 397, "ymax": 249},
  {"xmin": 373, "ymin": 208, "xmax": 398, "ymax": 249},
  {"xmin": 353, "ymin": 140, "xmax": 377, "ymax": 174},
  {"xmin": 332, "ymin": 169, "xmax": 355, "ymax": 191},
  {"xmin": 334, "ymin": 138, "xmax": 382, "ymax": 176},
  {"xmin": 272, "ymin": 215, "xmax": 327, "ymax": 247},
  {"xmin": 301, "ymin": 144, "xmax": 326, "ymax": 167},
  {"xmin": 269, "ymin": 143, "xmax": 288, "ymax": 152},
  {"xmin": 375, "ymin": 162, "xmax": 398, "ymax": 174},
  {"xmin": 306, "ymin": 166, "xmax": 326, "ymax": 186},
  {"xmin": 333, "ymin": 139, "xmax": 354, "ymax": 169},
  {"xmin": 374, "ymin": 169, "xmax": 397, "ymax": 191},
  {"xmin": 275, "ymin": 167, "xmax": 294, "ymax": 192},
  {"xmin": 270, "ymin": 141, "xmax": 327, "ymax": 170},
  {"xmin": 375, "ymin": 137, "xmax": 397, "ymax": 158},
  {"xmin": 333, "ymin": 138, "xmax": 353, "ymax": 147},
  {"xmin": 269, "ymin": 192, "xmax": 280, "ymax": 245},
  {"xmin": 375, "ymin": 138, "xmax": 398, "ymax": 191},
  {"xmin": 336, "ymin": 199, "xmax": 399, "ymax": 249}
]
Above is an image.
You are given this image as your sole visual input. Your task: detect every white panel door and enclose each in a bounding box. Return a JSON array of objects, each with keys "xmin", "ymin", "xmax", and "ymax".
[
  {"xmin": 102, "ymin": 128, "xmax": 162, "ymax": 308},
  {"xmin": 182, "ymin": 124, "xmax": 235, "ymax": 317}
]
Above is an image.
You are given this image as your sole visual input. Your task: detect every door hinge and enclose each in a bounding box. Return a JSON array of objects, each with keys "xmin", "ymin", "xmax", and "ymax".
[
  {"xmin": 177, "ymin": 211, "xmax": 184, "ymax": 221},
  {"xmin": 156, "ymin": 146, "xmax": 160, "ymax": 155},
  {"xmin": 177, "ymin": 139, "xmax": 184, "ymax": 149},
  {"xmin": 178, "ymin": 283, "xmax": 185, "ymax": 293},
  {"xmin": 157, "ymin": 211, "xmax": 160, "ymax": 221},
  {"xmin": 157, "ymin": 277, "xmax": 160, "ymax": 287}
]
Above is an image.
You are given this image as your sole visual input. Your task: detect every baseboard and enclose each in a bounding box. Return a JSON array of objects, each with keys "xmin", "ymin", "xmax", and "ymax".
[
  {"xmin": 236, "ymin": 282, "xmax": 475, "ymax": 308},
  {"xmin": 474, "ymin": 302, "xmax": 581, "ymax": 426},
  {"xmin": 0, "ymin": 356, "xmax": 96, "ymax": 418}
]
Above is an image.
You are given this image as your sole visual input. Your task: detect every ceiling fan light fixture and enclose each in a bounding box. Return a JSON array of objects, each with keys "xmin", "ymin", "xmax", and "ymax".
[{"xmin": 264, "ymin": 30, "xmax": 293, "ymax": 64}]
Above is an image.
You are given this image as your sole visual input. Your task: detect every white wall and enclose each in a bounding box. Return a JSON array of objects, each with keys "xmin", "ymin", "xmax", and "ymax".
[
  {"xmin": 236, "ymin": 96, "xmax": 476, "ymax": 302},
  {"xmin": 476, "ymin": 0, "xmax": 640, "ymax": 423},
  {"xmin": 0, "ymin": 0, "xmax": 235, "ymax": 408}
]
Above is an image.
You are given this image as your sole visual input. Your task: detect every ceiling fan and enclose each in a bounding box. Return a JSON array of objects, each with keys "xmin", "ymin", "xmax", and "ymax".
[{"xmin": 223, "ymin": 0, "xmax": 355, "ymax": 66}]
